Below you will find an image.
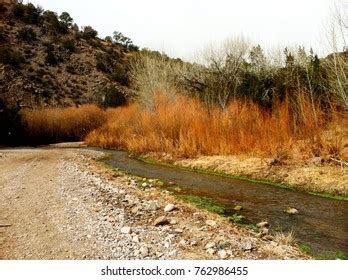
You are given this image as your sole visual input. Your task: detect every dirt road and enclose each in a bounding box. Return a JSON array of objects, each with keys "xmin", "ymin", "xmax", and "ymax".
[{"xmin": 0, "ymin": 146, "xmax": 306, "ymax": 260}]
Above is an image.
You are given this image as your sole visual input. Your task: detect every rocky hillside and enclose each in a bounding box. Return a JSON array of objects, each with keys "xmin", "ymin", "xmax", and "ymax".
[{"xmin": 0, "ymin": 1, "xmax": 135, "ymax": 110}]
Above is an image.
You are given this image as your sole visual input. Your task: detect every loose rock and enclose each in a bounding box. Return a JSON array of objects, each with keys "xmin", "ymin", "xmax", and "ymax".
[
  {"xmin": 164, "ymin": 204, "xmax": 176, "ymax": 212},
  {"xmin": 153, "ymin": 216, "xmax": 170, "ymax": 226},
  {"xmin": 256, "ymin": 221, "xmax": 269, "ymax": 228},
  {"xmin": 139, "ymin": 246, "xmax": 149, "ymax": 257},
  {"xmin": 206, "ymin": 220, "xmax": 217, "ymax": 227},
  {"xmin": 206, "ymin": 248, "xmax": 216, "ymax": 255},
  {"xmin": 218, "ymin": 249, "xmax": 228, "ymax": 259},
  {"xmin": 284, "ymin": 207, "xmax": 299, "ymax": 215},
  {"xmin": 242, "ymin": 242, "xmax": 253, "ymax": 251},
  {"xmin": 205, "ymin": 242, "xmax": 216, "ymax": 249},
  {"xmin": 120, "ymin": 226, "xmax": 132, "ymax": 234}
]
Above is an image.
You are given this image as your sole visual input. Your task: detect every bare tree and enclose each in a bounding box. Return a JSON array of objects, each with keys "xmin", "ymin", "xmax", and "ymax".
[
  {"xmin": 324, "ymin": 0, "xmax": 348, "ymax": 109},
  {"xmin": 129, "ymin": 50, "xmax": 187, "ymax": 108},
  {"xmin": 182, "ymin": 36, "xmax": 251, "ymax": 109}
]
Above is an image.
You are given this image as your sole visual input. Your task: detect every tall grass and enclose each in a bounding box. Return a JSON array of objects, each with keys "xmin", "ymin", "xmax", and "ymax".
[
  {"xmin": 85, "ymin": 93, "xmax": 342, "ymax": 158},
  {"xmin": 21, "ymin": 104, "xmax": 106, "ymax": 144}
]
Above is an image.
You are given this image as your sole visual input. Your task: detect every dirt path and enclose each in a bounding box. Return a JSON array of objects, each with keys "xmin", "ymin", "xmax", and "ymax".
[{"xmin": 0, "ymin": 146, "xmax": 307, "ymax": 260}]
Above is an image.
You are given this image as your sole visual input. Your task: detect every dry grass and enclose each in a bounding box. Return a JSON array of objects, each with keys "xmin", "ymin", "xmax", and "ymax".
[
  {"xmin": 22, "ymin": 104, "xmax": 106, "ymax": 144},
  {"xmin": 86, "ymin": 93, "xmax": 343, "ymax": 159},
  {"xmin": 274, "ymin": 231, "xmax": 296, "ymax": 246}
]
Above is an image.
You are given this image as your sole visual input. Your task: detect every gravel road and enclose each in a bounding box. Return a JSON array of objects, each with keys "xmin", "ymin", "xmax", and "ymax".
[{"xmin": 0, "ymin": 146, "xmax": 307, "ymax": 259}]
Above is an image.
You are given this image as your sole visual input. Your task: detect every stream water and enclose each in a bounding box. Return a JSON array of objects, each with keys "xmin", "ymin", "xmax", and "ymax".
[{"xmin": 100, "ymin": 149, "xmax": 348, "ymax": 256}]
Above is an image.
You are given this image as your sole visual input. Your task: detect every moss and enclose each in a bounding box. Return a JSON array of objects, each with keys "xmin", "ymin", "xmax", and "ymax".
[
  {"xmin": 226, "ymin": 213, "xmax": 246, "ymax": 224},
  {"xmin": 317, "ymin": 250, "xmax": 348, "ymax": 260},
  {"xmin": 299, "ymin": 244, "xmax": 312, "ymax": 255},
  {"xmin": 298, "ymin": 244, "xmax": 347, "ymax": 259},
  {"xmin": 177, "ymin": 195, "xmax": 226, "ymax": 215}
]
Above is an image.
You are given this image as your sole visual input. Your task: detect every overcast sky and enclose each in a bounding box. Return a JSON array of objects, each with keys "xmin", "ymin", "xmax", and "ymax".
[{"xmin": 27, "ymin": 0, "xmax": 345, "ymax": 60}]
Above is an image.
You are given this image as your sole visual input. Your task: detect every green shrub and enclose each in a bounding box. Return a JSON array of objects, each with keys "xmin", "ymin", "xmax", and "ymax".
[
  {"xmin": 59, "ymin": 12, "xmax": 73, "ymax": 28},
  {"xmin": 0, "ymin": 100, "xmax": 24, "ymax": 145},
  {"xmin": 42, "ymin": 10, "xmax": 68, "ymax": 34},
  {"xmin": 11, "ymin": 3, "xmax": 42, "ymax": 24},
  {"xmin": 111, "ymin": 68, "xmax": 129, "ymax": 86},
  {"xmin": 0, "ymin": 46, "xmax": 24, "ymax": 68},
  {"xmin": 16, "ymin": 27, "xmax": 37, "ymax": 42},
  {"xmin": 101, "ymin": 85, "xmax": 127, "ymax": 108},
  {"xmin": 44, "ymin": 44, "xmax": 58, "ymax": 65},
  {"xmin": 96, "ymin": 51, "xmax": 129, "ymax": 85},
  {"xmin": 62, "ymin": 39, "xmax": 76, "ymax": 52},
  {"xmin": 81, "ymin": 26, "xmax": 98, "ymax": 39}
]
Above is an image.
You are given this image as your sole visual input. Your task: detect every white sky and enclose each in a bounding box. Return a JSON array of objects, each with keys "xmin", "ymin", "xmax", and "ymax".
[{"xmin": 27, "ymin": 0, "xmax": 345, "ymax": 60}]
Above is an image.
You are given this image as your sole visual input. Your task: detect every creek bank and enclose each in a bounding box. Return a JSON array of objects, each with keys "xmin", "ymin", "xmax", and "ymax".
[
  {"xmin": 139, "ymin": 153, "xmax": 348, "ymax": 200},
  {"xmin": 97, "ymin": 149, "xmax": 348, "ymax": 257}
]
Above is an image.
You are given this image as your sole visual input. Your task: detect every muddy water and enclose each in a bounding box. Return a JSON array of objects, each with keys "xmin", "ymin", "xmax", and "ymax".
[{"xmin": 101, "ymin": 150, "xmax": 348, "ymax": 256}]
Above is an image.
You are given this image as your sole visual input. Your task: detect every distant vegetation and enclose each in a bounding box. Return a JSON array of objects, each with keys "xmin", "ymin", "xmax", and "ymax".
[
  {"xmin": 0, "ymin": 1, "xmax": 346, "ymax": 163},
  {"xmin": 85, "ymin": 93, "xmax": 343, "ymax": 158},
  {"xmin": 21, "ymin": 105, "xmax": 106, "ymax": 145}
]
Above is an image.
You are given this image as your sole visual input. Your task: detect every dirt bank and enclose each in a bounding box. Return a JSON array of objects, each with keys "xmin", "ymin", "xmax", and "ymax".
[{"xmin": 0, "ymin": 146, "xmax": 307, "ymax": 259}]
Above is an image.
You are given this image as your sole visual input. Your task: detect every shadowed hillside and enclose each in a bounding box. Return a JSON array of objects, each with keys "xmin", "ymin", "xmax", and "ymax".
[{"xmin": 0, "ymin": 1, "xmax": 138, "ymax": 144}]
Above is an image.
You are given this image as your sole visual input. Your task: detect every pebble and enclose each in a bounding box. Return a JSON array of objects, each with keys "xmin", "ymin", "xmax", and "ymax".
[
  {"xmin": 218, "ymin": 249, "xmax": 228, "ymax": 259},
  {"xmin": 139, "ymin": 246, "xmax": 149, "ymax": 257},
  {"xmin": 147, "ymin": 201, "xmax": 160, "ymax": 211},
  {"xmin": 206, "ymin": 248, "xmax": 216, "ymax": 255},
  {"xmin": 260, "ymin": 227, "xmax": 269, "ymax": 235},
  {"xmin": 205, "ymin": 242, "xmax": 216, "ymax": 249},
  {"xmin": 284, "ymin": 207, "xmax": 299, "ymax": 215},
  {"xmin": 242, "ymin": 242, "xmax": 253, "ymax": 251},
  {"xmin": 120, "ymin": 227, "xmax": 132, "ymax": 234},
  {"xmin": 206, "ymin": 220, "xmax": 217, "ymax": 227},
  {"xmin": 256, "ymin": 221, "xmax": 269, "ymax": 228}
]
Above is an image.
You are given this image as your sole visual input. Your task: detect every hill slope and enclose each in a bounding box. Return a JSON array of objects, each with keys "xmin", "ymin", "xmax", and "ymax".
[{"xmin": 0, "ymin": 1, "xmax": 133, "ymax": 109}]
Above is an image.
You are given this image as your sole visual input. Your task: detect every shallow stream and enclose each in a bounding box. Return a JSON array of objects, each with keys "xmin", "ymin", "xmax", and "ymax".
[{"xmin": 100, "ymin": 150, "xmax": 348, "ymax": 256}]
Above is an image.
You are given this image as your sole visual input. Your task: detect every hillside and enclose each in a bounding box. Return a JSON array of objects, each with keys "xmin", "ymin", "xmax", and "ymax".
[{"xmin": 0, "ymin": 1, "xmax": 134, "ymax": 110}]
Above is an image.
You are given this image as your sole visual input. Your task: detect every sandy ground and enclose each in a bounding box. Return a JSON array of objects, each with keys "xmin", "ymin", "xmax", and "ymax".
[{"xmin": 0, "ymin": 146, "xmax": 308, "ymax": 260}]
